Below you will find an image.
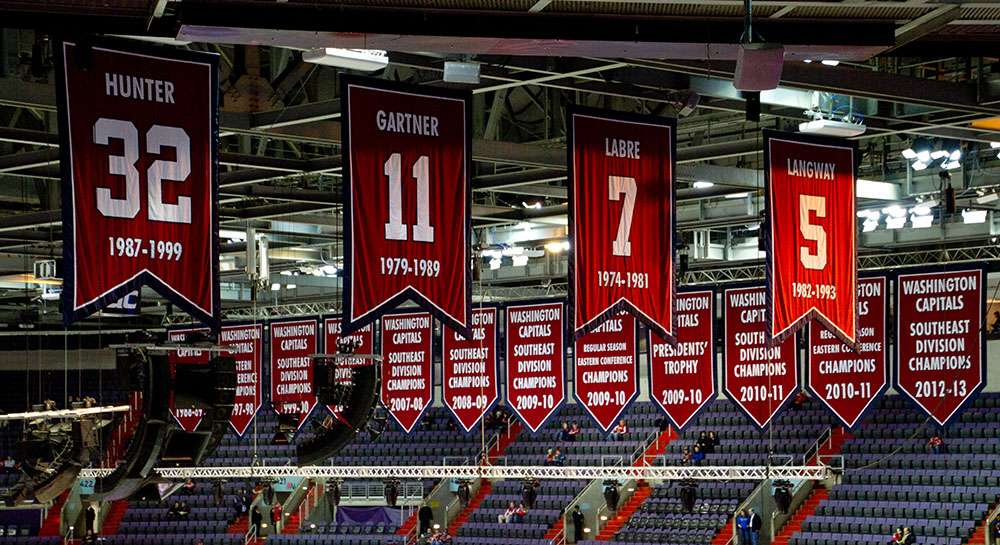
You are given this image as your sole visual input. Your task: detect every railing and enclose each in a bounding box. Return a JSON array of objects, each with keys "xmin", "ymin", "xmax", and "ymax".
[
  {"xmin": 63, "ymin": 524, "xmax": 74, "ymax": 545},
  {"xmin": 244, "ymin": 521, "xmax": 257, "ymax": 545},
  {"xmin": 817, "ymin": 454, "xmax": 844, "ymax": 472},
  {"xmin": 102, "ymin": 391, "xmax": 143, "ymax": 468},
  {"xmin": 630, "ymin": 427, "xmax": 670, "ymax": 466},
  {"xmin": 601, "ymin": 455, "xmax": 625, "ymax": 467},
  {"xmin": 985, "ymin": 500, "xmax": 1000, "ymax": 545},
  {"xmin": 801, "ymin": 426, "xmax": 833, "ymax": 465},
  {"xmin": 297, "ymin": 481, "xmax": 323, "ymax": 534},
  {"xmin": 339, "ymin": 481, "xmax": 425, "ymax": 503}
]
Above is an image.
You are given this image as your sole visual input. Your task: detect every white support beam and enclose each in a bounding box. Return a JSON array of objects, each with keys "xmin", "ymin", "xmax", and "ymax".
[
  {"xmin": 79, "ymin": 464, "xmax": 831, "ymax": 481},
  {"xmin": 0, "ymin": 404, "xmax": 130, "ymax": 421}
]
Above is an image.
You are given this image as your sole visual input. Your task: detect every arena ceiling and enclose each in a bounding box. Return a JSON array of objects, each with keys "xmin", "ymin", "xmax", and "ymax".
[{"xmin": 0, "ymin": 0, "xmax": 999, "ymax": 329}]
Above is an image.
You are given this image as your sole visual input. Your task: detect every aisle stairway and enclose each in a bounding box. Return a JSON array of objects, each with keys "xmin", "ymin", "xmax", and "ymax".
[
  {"xmin": 596, "ymin": 482, "xmax": 652, "ymax": 540},
  {"xmin": 771, "ymin": 487, "xmax": 829, "ymax": 545},
  {"xmin": 100, "ymin": 500, "xmax": 129, "ymax": 535},
  {"xmin": 38, "ymin": 491, "xmax": 70, "ymax": 536},
  {"xmin": 448, "ymin": 480, "xmax": 492, "ymax": 535}
]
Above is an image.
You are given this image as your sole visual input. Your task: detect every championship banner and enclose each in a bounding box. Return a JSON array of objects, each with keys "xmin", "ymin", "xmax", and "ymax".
[
  {"xmin": 574, "ymin": 312, "xmax": 638, "ymax": 432},
  {"xmin": 506, "ymin": 301, "xmax": 566, "ymax": 433},
  {"xmin": 269, "ymin": 318, "xmax": 319, "ymax": 429},
  {"xmin": 56, "ymin": 40, "xmax": 220, "ymax": 328},
  {"xmin": 895, "ymin": 268, "xmax": 985, "ymax": 427},
  {"xmin": 764, "ymin": 130, "xmax": 857, "ymax": 345},
  {"xmin": 167, "ymin": 327, "xmax": 210, "ymax": 432},
  {"xmin": 381, "ymin": 312, "xmax": 434, "ymax": 433},
  {"xmin": 724, "ymin": 286, "xmax": 800, "ymax": 429},
  {"xmin": 220, "ymin": 324, "xmax": 263, "ymax": 436},
  {"xmin": 808, "ymin": 276, "xmax": 888, "ymax": 429},
  {"xmin": 323, "ymin": 317, "xmax": 375, "ymax": 417},
  {"xmin": 569, "ymin": 107, "xmax": 676, "ymax": 340},
  {"xmin": 648, "ymin": 290, "xmax": 716, "ymax": 431},
  {"xmin": 442, "ymin": 307, "xmax": 499, "ymax": 433},
  {"xmin": 342, "ymin": 75, "xmax": 472, "ymax": 337}
]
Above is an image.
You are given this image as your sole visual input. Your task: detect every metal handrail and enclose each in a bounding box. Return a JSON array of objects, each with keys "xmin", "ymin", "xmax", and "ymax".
[
  {"xmin": 984, "ymin": 500, "xmax": 1000, "ymax": 545},
  {"xmin": 802, "ymin": 426, "xmax": 833, "ymax": 465},
  {"xmin": 244, "ymin": 522, "xmax": 257, "ymax": 545},
  {"xmin": 817, "ymin": 454, "xmax": 844, "ymax": 472},
  {"xmin": 601, "ymin": 455, "xmax": 626, "ymax": 467}
]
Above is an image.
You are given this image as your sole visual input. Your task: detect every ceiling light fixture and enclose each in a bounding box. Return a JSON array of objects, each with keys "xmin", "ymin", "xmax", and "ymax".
[
  {"xmin": 910, "ymin": 215, "xmax": 933, "ymax": 229},
  {"xmin": 962, "ymin": 209, "xmax": 988, "ymax": 224},
  {"xmin": 886, "ymin": 216, "xmax": 906, "ymax": 229},
  {"xmin": 693, "ymin": 181, "xmax": 714, "ymax": 189},
  {"xmin": 302, "ymin": 48, "xmax": 389, "ymax": 72}
]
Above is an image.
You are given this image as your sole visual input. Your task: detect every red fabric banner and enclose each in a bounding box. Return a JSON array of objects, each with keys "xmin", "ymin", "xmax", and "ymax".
[
  {"xmin": 505, "ymin": 301, "xmax": 566, "ymax": 433},
  {"xmin": 442, "ymin": 307, "xmax": 499, "ymax": 432},
  {"xmin": 569, "ymin": 107, "xmax": 676, "ymax": 340},
  {"xmin": 574, "ymin": 312, "xmax": 638, "ymax": 432},
  {"xmin": 269, "ymin": 319, "xmax": 319, "ymax": 429},
  {"xmin": 342, "ymin": 76, "xmax": 471, "ymax": 336},
  {"xmin": 168, "ymin": 327, "xmax": 210, "ymax": 432},
  {"xmin": 57, "ymin": 40, "xmax": 219, "ymax": 327},
  {"xmin": 724, "ymin": 286, "xmax": 800, "ymax": 429},
  {"xmin": 765, "ymin": 130, "xmax": 857, "ymax": 345},
  {"xmin": 220, "ymin": 324, "xmax": 263, "ymax": 436},
  {"xmin": 381, "ymin": 312, "xmax": 434, "ymax": 433},
  {"xmin": 648, "ymin": 290, "xmax": 716, "ymax": 431},
  {"xmin": 895, "ymin": 269, "xmax": 985, "ymax": 426},
  {"xmin": 807, "ymin": 276, "xmax": 888, "ymax": 429},
  {"xmin": 323, "ymin": 317, "xmax": 375, "ymax": 418}
]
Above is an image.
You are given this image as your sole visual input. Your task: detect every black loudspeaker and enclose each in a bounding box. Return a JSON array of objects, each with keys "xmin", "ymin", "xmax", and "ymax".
[
  {"xmin": 297, "ymin": 361, "xmax": 380, "ymax": 465},
  {"xmin": 165, "ymin": 356, "xmax": 237, "ymax": 467},
  {"xmin": 129, "ymin": 482, "xmax": 163, "ymax": 502}
]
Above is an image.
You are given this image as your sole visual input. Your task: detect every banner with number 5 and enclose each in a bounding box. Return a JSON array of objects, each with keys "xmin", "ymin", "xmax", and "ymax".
[
  {"xmin": 342, "ymin": 75, "xmax": 472, "ymax": 337},
  {"xmin": 568, "ymin": 106, "xmax": 676, "ymax": 341},
  {"xmin": 765, "ymin": 130, "xmax": 857, "ymax": 346},
  {"xmin": 57, "ymin": 40, "xmax": 220, "ymax": 328}
]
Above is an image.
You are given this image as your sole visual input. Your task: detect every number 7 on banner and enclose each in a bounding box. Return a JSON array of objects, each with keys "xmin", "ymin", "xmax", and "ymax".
[
  {"xmin": 341, "ymin": 75, "xmax": 472, "ymax": 337},
  {"xmin": 764, "ymin": 130, "xmax": 858, "ymax": 346}
]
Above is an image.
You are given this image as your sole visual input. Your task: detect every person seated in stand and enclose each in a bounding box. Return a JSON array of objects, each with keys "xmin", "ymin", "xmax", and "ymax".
[
  {"xmin": 498, "ymin": 501, "xmax": 517, "ymax": 523},
  {"xmin": 560, "ymin": 422, "xmax": 573, "ymax": 442},
  {"xmin": 691, "ymin": 445, "xmax": 705, "ymax": 466},
  {"xmin": 709, "ymin": 431, "xmax": 720, "ymax": 452},
  {"xmin": 696, "ymin": 431, "xmax": 708, "ymax": 451},
  {"xmin": 568, "ymin": 422, "xmax": 581, "ymax": 441},
  {"xmin": 890, "ymin": 527, "xmax": 903, "ymax": 544},
  {"xmin": 609, "ymin": 419, "xmax": 629, "ymax": 441},
  {"xmin": 511, "ymin": 502, "xmax": 528, "ymax": 523},
  {"xmin": 901, "ymin": 527, "xmax": 915, "ymax": 545},
  {"xmin": 991, "ymin": 311, "xmax": 1000, "ymax": 335},
  {"xmin": 177, "ymin": 501, "xmax": 190, "ymax": 520},
  {"xmin": 681, "ymin": 447, "xmax": 692, "ymax": 466},
  {"xmin": 792, "ymin": 390, "xmax": 809, "ymax": 410},
  {"xmin": 167, "ymin": 501, "xmax": 182, "ymax": 520},
  {"xmin": 655, "ymin": 416, "xmax": 670, "ymax": 433},
  {"xmin": 553, "ymin": 448, "xmax": 567, "ymax": 466},
  {"xmin": 928, "ymin": 433, "xmax": 944, "ymax": 455},
  {"xmin": 544, "ymin": 448, "xmax": 556, "ymax": 466}
]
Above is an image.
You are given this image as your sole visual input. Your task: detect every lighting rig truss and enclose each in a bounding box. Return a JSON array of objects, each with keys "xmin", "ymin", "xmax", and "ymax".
[{"xmin": 79, "ymin": 464, "xmax": 832, "ymax": 481}]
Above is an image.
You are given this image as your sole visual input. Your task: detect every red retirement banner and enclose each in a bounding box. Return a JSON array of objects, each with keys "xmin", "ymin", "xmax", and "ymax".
[
  {"xmin": 269, "ymin": 318, "xmax": 319, "ymax": 429},
  {"xmin": 724, "ymin": 286, "xmax": 800, "ymax": 429},
  {"xmin": 574, "ymin": 312, "xmax": 638, "ymax": 432},
  {"xmin": 808, "ymin": 276, "xmax": 888, "ymax": 429},
  {"xmin": 56, "ymin": 40, "xmax": 219, "ymax": 328},
  {"xmin": 220, "ymin": 324, "xmax": 263, "ymax": 436},
  {"xmin": 569, "ymin": 107, "xmax": 676, "ymax": 340},
  {"xmin": 506, "ymin": 301, "xmax": 566, "ymax": 433},
  {"xmin": 381, "ymin": 312, "xmax": 434, "ymax": 433},
  {"xmin": 167, "ymin": 327, "xmax": 210, "ymax": 432},
  {"xmin": 765, "ymin": 130, "xmax": 857, "ymax": 345},
  {"xmin": 323, "ymin": 317, "xmax": 375, "ymax": 418},
  {"xmin": 442, "ymin": 307, "xmax": 499, "ymax": 433},
  {"xmin": 342, "ymin": 75, "xmax": 471, "ymax": 337},
  {"xmin": 895, "ymin": 269, "xmax": 985, "ymax": 427},
  {"xmin": 648, "ymin": 290, "xmax": 716, "ymax": 431}
]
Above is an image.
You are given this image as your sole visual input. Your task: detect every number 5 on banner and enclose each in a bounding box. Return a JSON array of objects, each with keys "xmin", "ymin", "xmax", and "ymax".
[
  {"xmin": 609, "ymin": 175, "xmax": 636, "ymax": 257},
  {"xmin": 799, "ymin": 194, "xmax": 827, "ymax": 270},
  {"xmin": 384, "ymin": 153, "xmax": 434, "ymax": 243}
]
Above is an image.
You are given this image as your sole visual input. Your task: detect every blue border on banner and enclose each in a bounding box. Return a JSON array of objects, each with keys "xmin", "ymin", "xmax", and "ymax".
[
  {"xmin": 892, "ymin": 264, "xmax": 988, "ymax": 429},
  {"xmin": 502, "ymin": 298, "xmax": 568, "ymax": 434},
  {"xmin": 647, "ymin": 287, "xmax": 717, "ymax": 433},
  {"xmin": 56, "ymin": 38, "xmax": 221, "ymax": 331},
  {"xmin": 566, "ymin": 104, "xmax": 678, "ymax": 343},
  {"xmin": 339, "ymin": 74, "xmax": 473, "ymax": 340},
  {"xmin": 441, "ymin": 305, "xmax": 502, "ymax": 435}
]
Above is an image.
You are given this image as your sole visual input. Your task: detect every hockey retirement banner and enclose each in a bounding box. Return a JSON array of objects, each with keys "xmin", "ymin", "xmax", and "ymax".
[
  {"xmin": 57, "ymin": 40, "xmax": 219, "ymax": 328},
  {"xmin": 270, "ymin": 318, "xmax": 319, "ymax": 429},
  {"xmin": 569, "ymin": 107, "xmax": 676, "ymax": 340},
  {"xmin": 323, "ymin": 317, "xmax": 375, "ymax": 418},
  {"xmin": 649, "ymin": 290, "xmax": 716, "ymax": 431},
  {"xmin": 896, "ymin": 268, "xmax": 985, "ymax": 427},
  {"xmin": 724, "ymin": 286, "xmax": 799, "ymax": 429},
  {"xmin": 808, "ymin": 276, "xmax": 888, "ymax": 429},
  {"xmin": 220, "ymin": 324, "xmax": 263, "ymax": 436},
  {"xmin": 574, "ymin": 312, "xmax": 638, "ymax": 432},
  {"xmin": 342, "ymin": 75, "xmax": 472, "ymax": 337},
  {"xmin": 381, "ymin": 312, "xmax": 434, "ymax": 433},
  {"xmin": 443, "ymin": 307, "xmax": 499, "ymax": 433},
  {"xmin": 168, "ymin": 327, "xmax": 210, "ymax": 432},
  {"xmin": 764, "ymin": 130, "xmax": 857, "ymax": 345},
  {"xmin": 506, "ymin": 301, "xmax": 566, "ymax": 433}
]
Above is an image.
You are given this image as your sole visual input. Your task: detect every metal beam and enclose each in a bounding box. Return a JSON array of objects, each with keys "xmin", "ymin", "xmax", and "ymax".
[{"xmin": 893, "ymin": 5, "xmax": 962, "ymax": 49}]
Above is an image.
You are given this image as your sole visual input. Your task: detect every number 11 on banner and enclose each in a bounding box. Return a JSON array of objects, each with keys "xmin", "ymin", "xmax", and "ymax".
[{"xmin": 342, "ymin": 76, "xmax": 472, "ymax": 337}]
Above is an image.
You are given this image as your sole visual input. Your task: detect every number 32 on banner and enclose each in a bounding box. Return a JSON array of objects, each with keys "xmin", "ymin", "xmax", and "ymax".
[{"xmin": 93, "ymin": 117, "xmax": 192, "ymax": 224}]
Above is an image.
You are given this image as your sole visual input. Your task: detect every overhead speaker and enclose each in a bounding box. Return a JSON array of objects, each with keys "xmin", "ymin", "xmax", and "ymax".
[
  {"xmin": 297, "ymin": 361, "xmax": 380, "ymax": 465},
  {"xmin": 165, "ymin": 355, "xmax": 237, "ymax": 467},
  {"xmin": 734, "ymin": 43, "xmax": 784, "ymax": 91}
]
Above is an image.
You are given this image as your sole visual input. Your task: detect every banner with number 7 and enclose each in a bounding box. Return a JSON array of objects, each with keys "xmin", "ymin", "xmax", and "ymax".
[
  {"xmin": 341, "ymin": 76, "xmax": 472, "ymax": 337},
  {"xmin": 568, "ymin": 106, "xmax": 677, "ymax": 341},
  {"xmin": 764, "ymin": 130, "xmax": 858, "ymax": 347}
]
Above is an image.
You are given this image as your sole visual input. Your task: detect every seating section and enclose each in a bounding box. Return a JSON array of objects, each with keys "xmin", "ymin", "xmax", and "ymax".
[{"xmin": 790, "ymin": 393, "xmax": 1000, "ymax": 545}]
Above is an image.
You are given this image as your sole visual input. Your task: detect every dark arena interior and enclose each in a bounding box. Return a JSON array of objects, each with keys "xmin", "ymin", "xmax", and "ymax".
[{"xmin": 1, "ymin": 2, "xmax": 1000, "ymax": 545}]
